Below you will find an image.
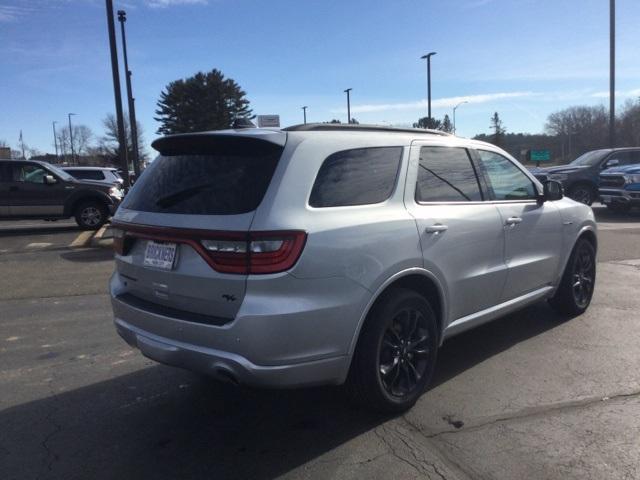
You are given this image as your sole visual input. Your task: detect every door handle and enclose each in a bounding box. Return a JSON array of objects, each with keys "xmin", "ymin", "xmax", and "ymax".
[
  {"xmin": 425, "ymin": 224, "xmax": 448, "ymax": 234},
  {"xmin": 505, "ymin": 216, "xmax": 523, "ymax": 226}
]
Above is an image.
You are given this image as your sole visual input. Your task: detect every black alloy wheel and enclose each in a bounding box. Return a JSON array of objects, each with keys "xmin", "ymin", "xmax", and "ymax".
[
  {"xmin": 378, "ymin": 308, "xmax": 431, "ymax": 398},
  {"xmin": 571, "ymin": 242, "xmax": 596, "ymax": 309}
]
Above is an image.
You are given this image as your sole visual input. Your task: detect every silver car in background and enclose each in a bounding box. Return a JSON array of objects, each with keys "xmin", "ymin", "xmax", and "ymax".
[{"xmin": 110, "ymin": 124, "xmax": 597, "ymax": 412}]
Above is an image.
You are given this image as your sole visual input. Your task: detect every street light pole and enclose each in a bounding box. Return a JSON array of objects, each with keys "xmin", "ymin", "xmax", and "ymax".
[
  {"xmin": 68, "ymin": 113, "xmax": 76, "ymax": 165},
  {"xmin": 105, "ymin": 0, "xmax": 130, "ymax": 189},
  {"xmin": 117, "ymin": 9, "xmax": 141, "ymax": 179},
  {"xmin": 344, "ymin": 88, "xmax": 352, "ymax": 124},
  {"xmin": 302, "ymin": 106, "xmax": 308, "ymax": 124},
  {"xmin": 609, "ymin": 0, "xmax": 615, "ymax": 148},
  {"xmin": 52, "ymin": 121, "xmax": 59, "ymax": 162},
  {"xmin": 421, "ymin": 52, "xmax": 437, "ymax": 122},
  {"xmin": 452, "ymin": 100, "xmax": 468, "ymax": 135}
]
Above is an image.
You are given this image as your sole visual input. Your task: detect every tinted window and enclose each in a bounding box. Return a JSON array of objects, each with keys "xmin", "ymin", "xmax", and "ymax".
[
  {"xmin": 416, "ymin": 147, "xmax": 482, "ymax": 202},
  {"xmin": 122, "ymin": 143, "xmax": 282, "ymax": 215},
  {"xmin": 0, "ymin": 163, "xmax": 10, "ymax": 182},
  {"xmin": 13, "ymin": 164, "xmax": 48, "ymax": 184},
  {"xmin": 68, "ymin": 170, "xmax": 105, "ymax": 180},
  {"xmin": 608, "ymin": 151, "xmax": 640, "ymax": 166},
  {"xmin": 309, "ymin": 147, "xmax": 402, "ymax": 207},
  {"xmin": 477, "ymin": 150, "xmax": 537, "ymax": 201}
]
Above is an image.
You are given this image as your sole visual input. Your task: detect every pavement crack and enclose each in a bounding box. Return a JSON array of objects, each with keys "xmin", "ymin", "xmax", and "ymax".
[{"xmin": 421, "ymin": 389, "xmax": 640, "ymax": 439}]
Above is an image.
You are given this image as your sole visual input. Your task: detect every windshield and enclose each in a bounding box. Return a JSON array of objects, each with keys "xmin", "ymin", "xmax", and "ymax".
[
  {"xmin": 42, "ymin": 162, "xmax": 75, "ymax": 181},
  {"xmin": 569, "ymin": 150, "xmax": 609, "ymax": 167}
]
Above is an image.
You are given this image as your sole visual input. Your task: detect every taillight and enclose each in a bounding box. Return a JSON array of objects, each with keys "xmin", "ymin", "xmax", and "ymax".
[
  {"xmin": 111, "ymin": 223, "xmax": 306, "ymax": 275},
  {"xmin": 201, "ymin": 231, "xmax": 306, "ymax": 274},
  {"xmin": 112, "ymin": 227, "xmax": 125, "ymax": 255}
]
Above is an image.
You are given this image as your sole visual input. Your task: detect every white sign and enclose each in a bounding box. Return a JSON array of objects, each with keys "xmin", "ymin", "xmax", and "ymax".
[{"xmin": 257, "ymin": 115, "xmax": 280, "ymax": 128}]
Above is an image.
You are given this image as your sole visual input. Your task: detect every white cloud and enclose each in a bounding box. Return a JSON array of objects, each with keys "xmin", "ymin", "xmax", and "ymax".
[
  {"xmin": 144, "ymin": 0, "xmax": 207, "ymax": 7},
  {"xmin": 0, "ymin": 5, "xmax": 32, "ymax": 22},
  {"xmin": 590, "ymin": 88, "xmax": 640, "ymax": 99},
  {"xmin": 333, "ymin": 91, "xmax": 537, "ymax": 115}
]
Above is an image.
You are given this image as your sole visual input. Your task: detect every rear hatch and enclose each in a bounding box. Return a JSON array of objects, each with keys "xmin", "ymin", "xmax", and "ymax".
[{"xmin": 112, "ymin": 131, "xmax": 286, "ymax": 320}]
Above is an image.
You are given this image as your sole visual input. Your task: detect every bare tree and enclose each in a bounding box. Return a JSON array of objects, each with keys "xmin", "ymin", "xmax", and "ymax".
[
  {"xmin": 100, "ymin": 113, "xmax": 147, "ymax": 166},
  {"xmin": 545, "ymin": 106, "xmax": 608, "ymax": 160},
  {"xmin": 617, "ymin": 99, "xmax": 640, "ymax": 147},
  {"xmin": 56, "ymin": 124, "xmax": 94, "ymax": 162}
]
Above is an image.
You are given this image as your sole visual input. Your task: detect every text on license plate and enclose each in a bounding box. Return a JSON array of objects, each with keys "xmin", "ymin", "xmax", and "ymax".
[{"xmin": 143, "ymin": 241, "xmax": 177, "ymax": 270}]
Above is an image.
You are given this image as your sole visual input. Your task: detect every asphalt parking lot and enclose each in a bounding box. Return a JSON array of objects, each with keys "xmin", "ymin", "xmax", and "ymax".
[{"xmin": 2, "ymin": 205, "xmax": 640, "ymax": 480}]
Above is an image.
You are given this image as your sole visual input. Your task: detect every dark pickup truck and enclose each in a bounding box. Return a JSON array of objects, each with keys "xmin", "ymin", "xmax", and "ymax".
[{"xmin": 0, "ymin": 159, "xmax": 123, "ymax": 229}]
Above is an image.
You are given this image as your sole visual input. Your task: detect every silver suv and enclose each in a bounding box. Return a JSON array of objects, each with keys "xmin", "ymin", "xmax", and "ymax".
[{"xmin": 110, "ymin": 124, "xmax": 597, "ymax": 412}]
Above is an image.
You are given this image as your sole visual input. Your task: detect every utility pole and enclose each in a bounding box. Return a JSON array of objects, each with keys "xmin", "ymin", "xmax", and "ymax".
[
  {"xmin": 52, "ymin": 121, "xmax": 59, "ymax": 161},
  {"xmin": 302, "ymin": 106, "xmax": 308, "ymax": 124},
  {"xmin": 105, "ymin": 0, "xmax": 130, "ymax": 188},
  {"xmin": 609, "ymin": 0, "xmax": 615, "ymax": 148},
  {"xmin": 421, "ymin": 52, "xmax": 437, "ymax": 123},
  {"xmin": 344, "ymin": 88, "xmax": 352, "ymax": 124},
  {"xmin": 68, "ymin": 113, "xmax": 76, "ymax": 165},
  {"xmin": 117, "ymin": 9, "xmax": 141, "ymax": 179}
]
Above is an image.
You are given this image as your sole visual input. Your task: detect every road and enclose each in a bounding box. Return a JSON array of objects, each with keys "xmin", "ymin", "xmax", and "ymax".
[{"xmin": 1, "ymin": 205, "xmax": 640, "ymax": 479}]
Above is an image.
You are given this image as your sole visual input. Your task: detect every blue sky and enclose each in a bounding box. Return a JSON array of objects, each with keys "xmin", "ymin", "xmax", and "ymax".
[{"xmin": 1, "ymin": 0, "xmax": 639, "ymax": 156}]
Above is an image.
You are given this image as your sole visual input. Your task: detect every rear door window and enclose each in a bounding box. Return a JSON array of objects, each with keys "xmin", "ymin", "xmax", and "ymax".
[
  {"xmin": 309, "ymin": 147, "xmax": 402, "ymax": 207},
  {"xmin": 121, "ymin": 137, "xmax": 283, "ymax": 215},
  {"xmin": 416, "ymin": 147, "xmax": 483, "ymax": 202}
]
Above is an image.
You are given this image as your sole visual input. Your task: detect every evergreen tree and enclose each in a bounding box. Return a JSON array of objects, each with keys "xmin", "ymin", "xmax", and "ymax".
[
  {"xmin": 155, "ymin": 69, "xmax": 253, "ymax": 134},
  {"xmin": 441, "ymin": 114, "xmax": 453, "ymax": 133},
  {"xmin": 490, "ymin": 112, "xmax": 506, "ymax": 146}
]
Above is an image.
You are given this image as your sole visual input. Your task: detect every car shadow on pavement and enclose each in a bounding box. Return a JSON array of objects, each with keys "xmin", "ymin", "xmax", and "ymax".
[
  {"xmin": 59, "ymin": 248, "xmax": 114, "ymax": 263},
  {"xmin": 0, "ymin": 225, "xmax": 81, "ymax": 237},
  {"xmin": 592, "ymin": 204, "xmax": 640, "ymax": 223},
  {"xmin": 0, "ymin": 302, "xmax": 569, "ymax": 480}
]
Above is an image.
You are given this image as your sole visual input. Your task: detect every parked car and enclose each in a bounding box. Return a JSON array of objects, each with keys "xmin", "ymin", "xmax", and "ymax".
[
  {"xmin": 0, "ymin": 160, "xmax": 122, "ymax": 229},
  {"xmin": 110, "ymin": 124, "xmax": 597, "ymax": 412},
  {"xmin": 532, "ymin": 148, "xmax": 640, "ymax": 205},
  {"xmin": 599, "ymin": 163, "xmax": 640, "ymax": 212},
  {"xmin": 63, "ymin": 166, "xmax": 124, "ymax": 187}
]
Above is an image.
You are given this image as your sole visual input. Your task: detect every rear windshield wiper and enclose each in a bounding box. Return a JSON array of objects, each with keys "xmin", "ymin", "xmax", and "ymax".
[{"xmin": 155, "ymin": 183, "xmax": 216, "ymax": 208}]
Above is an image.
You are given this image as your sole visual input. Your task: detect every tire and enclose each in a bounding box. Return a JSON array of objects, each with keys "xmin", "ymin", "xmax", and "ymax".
[
  {"xmin": 549, "ymin": 239, "xmax": 596, "ymax": 316},
  {"xmin": 568, "ymin": 184, "xmax": 595, "ymax": 205},
  {"xmin": 346, "ymin": 288, "xmax": 439, "ymax": 413},
  {"xmin": 74, "ymin": 200, "xmax": 108, "ymax": 230},
  {"xmin": 606, "ymin": 203, "xmax": 631, "ymax": 214}
]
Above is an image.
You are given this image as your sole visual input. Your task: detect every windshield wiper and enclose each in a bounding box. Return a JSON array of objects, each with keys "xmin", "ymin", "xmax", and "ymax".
[{"xmin": 155, "ymin": 183, "xmax": 216, "ymax": 208}]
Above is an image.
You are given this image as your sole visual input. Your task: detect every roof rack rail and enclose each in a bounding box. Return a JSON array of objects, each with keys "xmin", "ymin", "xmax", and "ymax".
[{"xmin": 283, "ymin": 123, "xmax": 452, "ymax": 136}]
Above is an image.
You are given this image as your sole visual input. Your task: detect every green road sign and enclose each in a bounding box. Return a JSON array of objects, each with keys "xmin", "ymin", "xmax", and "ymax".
[{"xmin": 530, "ymin": 149, "xmax": 551, "ymax": 162}]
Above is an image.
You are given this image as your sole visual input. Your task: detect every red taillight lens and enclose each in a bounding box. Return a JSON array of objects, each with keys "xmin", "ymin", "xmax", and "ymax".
[
  {"xmin": 200, "ymin": 231, "xmax": 306, "ymax": 274},
  {"xmin": 111, "ymin": 223, "xmax": 306, "ymax": 275},
  {"xmin": 248, "ymin": 232, "xmax": 307, "ymax": 274},
  {"xmin": 112, "ymin": 227, "xmax": 125, "ymax": 255}
]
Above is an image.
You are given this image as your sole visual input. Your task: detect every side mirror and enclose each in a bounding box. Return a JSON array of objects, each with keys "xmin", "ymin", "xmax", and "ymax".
[
  {"xmin": 542, "ymin": 180, "xmax": 563, "ymax": 202},
  {"xmin": 43, "ymin": 174, "xmax": 57, "ymax": 185},
  {"xmin": 605, "ymin": 158, "xmax": 619, "ymax": 168}
]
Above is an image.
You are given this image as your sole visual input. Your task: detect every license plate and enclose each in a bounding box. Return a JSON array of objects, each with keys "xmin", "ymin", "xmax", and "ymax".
[{"xmin": 143, "ymin": 241, "xmax": 177, "ymax": 270}]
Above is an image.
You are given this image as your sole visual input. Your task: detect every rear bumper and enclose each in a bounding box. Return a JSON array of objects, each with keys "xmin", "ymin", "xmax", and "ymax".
[
  {"xmin": 114, "ymin": 317, "xmax": 348, "ymax": 387},
  {"xmin": 110, "ymin": 271, "xmax": 370, "ymax": 388}
]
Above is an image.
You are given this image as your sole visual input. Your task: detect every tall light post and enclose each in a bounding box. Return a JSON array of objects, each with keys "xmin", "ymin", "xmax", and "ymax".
[
  {"xmin": 302, "ymin": 106, "xmax": 308, "ymax": 124},
  {"xmin": 344, "ymin": 88, "xmax": 352, "ymax": 124},
  {"xmin": 420, "ymin": 52, "xmax": 437, "ymax": 122},
  {"xmin": 68, "ymin": 113, "xmax": 76, "ymax": 165},
  {"xmin": 52, "ymin": 121, "xmax": 59, "ymax": 162},
  {"xmin": 117, "ymin": 9, "xmax": 140, "ymax": 178},
  {"xmin": 452, "ymin": 100, "xmax": 468, "ymax": 135},
  {"xmin": 105, "ymin": 0, "xmax": 130, "ymax": 188},
  {"xmin": 609, "ymin": 0, "xmax": 615, "ymax": 148}
]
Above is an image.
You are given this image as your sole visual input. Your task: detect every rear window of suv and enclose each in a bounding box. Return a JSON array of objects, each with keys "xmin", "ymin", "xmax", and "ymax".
[
  {"xmin": 309, "ymin": 147, "xmax": 402, "ymax": 207},
  {"xmin": 121, "ymin": 136, "xmax": 283, "ymax": 215}
]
